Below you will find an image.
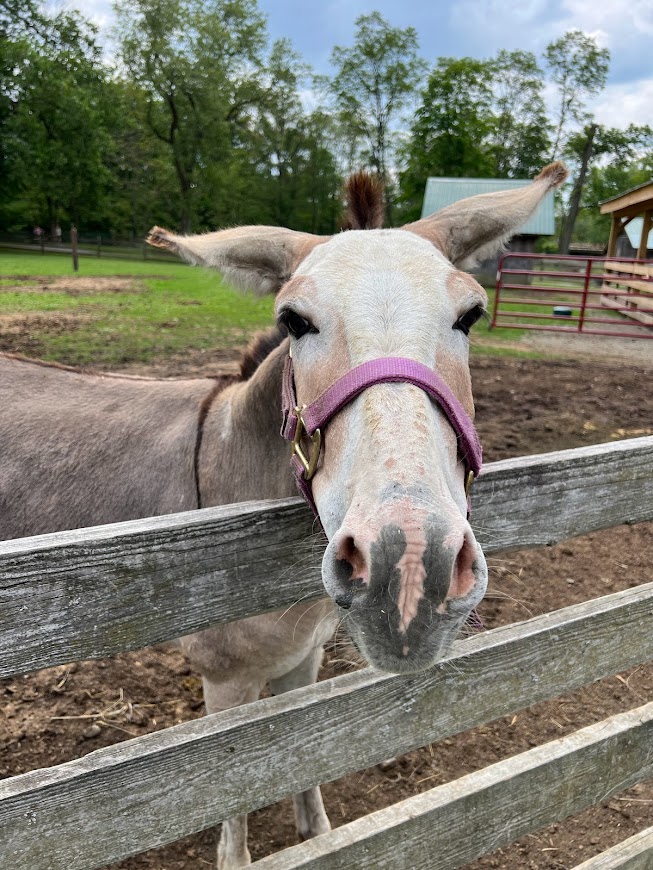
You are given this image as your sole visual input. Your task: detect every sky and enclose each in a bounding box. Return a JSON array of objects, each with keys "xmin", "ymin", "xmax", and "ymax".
[{"xmin": 81, "ymin": 0, "xmax": 653, "ymax": 130}]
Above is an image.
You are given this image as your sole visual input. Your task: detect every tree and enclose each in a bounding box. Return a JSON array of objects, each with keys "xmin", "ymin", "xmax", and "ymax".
[
  {"xmin": 558, "ymin": 123, "xmax": 653, "ymax": 251},
  {"xmin": 0, "ymin": 0, "xmax": 45, "ymax": 41},
  {"xmin": 256, "ymin": 38, "xmax": 311, "ymax": 227},
  {"xmin": 489, "ymin": 50, "xmax": 551, "ymax": 178},
  {"xmin": 103, "ymin": 78, "xmax": 180, "ymax": 239},
  {"xmin": 114, "ymin": 0, "xmax": 267, "ymax": 233},
  {"xmin": 545, "ymin": 30, "xmax": 610, "ymax": 160},
  {"xmin": 194, "ymin": 38, "xmax": 343, "ymax": 233},
  {"xmin": 574, "ymin": 158, "xmax": 653, "ymax": 245},
  {"xmin": 398, "ymin": 57, "xmax": 494, "ymax": 222},
  {"xmin": 1, "ymin": 8, "xmax": 114, "ymax": 234},
  {"xmin": 328, "ymin": 11, "xmax": 426, "ymax": 219}
]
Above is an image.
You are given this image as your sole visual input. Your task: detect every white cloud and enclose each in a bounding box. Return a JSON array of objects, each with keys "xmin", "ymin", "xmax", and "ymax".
[
  {"xmin": 539, "ymin": 0, "xmax": 652, "ymax": 84},
  {"xmin": 560, "ymin": 0, "xmax": 653, "ymax": 40},
  {"xmin": 67, "ymin": 0, "xmax": 114, "ymax": 31},
  {"xmin": 591, "ymin": 78, "xmax": 653, "ymax": 129},
  {"xmin": 450, "ymin": 0, "xmax": 548, "ymax": 31}
]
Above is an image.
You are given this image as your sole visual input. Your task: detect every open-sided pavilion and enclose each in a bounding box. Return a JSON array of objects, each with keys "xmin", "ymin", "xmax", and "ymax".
[{"xmin": 601, "ymin": 180, "xmax": 653, "ymax": 258}]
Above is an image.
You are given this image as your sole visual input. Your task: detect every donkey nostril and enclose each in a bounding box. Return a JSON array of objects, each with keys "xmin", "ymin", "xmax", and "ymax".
[
  {"xmin": 449, "ymin": 534, "xmax": 477, "ymax": 599},
  {"xmin": 337, "ymin": 535, "xmax": 367, "ymax": 582}
]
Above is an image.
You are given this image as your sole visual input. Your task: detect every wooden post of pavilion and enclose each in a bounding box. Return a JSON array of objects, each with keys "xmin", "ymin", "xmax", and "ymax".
[
  {"xmin": 606, "ymin": 216, "xmax": 620, "ymax": 258},
  {"xmin": 638, "ymin": 210, "xmax": 653, "ymax": 260}
]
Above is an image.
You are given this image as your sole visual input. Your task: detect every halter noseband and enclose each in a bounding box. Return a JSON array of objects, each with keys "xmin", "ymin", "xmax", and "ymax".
[{"xmin": 281, "ymin": 353, "xmax": 482, "ymax": 519}]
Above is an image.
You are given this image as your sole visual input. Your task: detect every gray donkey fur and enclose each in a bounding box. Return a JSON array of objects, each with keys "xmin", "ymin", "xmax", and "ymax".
[{"xmin": 0, "ymin": 341, "xmax": 335, "ymax": 868}]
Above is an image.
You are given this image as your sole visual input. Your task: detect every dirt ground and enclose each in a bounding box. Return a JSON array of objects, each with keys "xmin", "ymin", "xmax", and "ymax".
[{"xmin": 1, "ymin": 349, "xmax": 652, "ymax": 869}]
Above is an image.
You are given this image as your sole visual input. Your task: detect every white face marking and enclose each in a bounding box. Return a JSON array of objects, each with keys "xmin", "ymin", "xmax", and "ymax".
[
  {"xmin": 276, "ymin": 228, "xmax": 486, "ymax": 527},
  {"xmin": 276, "ymin": 228, "xmax": 488, "ymax": 657}
]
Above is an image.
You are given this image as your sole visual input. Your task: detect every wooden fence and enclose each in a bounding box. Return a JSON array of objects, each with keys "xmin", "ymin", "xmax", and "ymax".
[
  {"xmin": 601, "ymin": 259, "xmax": 653, "ymax": 327},
  {"xmin": 1, "ymin": 436, "xmax": 652, "ymax": 869}
]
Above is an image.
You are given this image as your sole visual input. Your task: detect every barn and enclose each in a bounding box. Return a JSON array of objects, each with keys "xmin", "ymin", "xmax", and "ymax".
[{"xmin": 420, "ymin": 176, "xmax": 556, "ymax": 284}]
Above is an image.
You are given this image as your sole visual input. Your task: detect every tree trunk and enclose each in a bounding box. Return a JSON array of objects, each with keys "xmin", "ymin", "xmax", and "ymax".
[
  {"xmin": 558, "ymin": 123, "xmax": 597, "ymax": 255},
  {"xmin": 177, "ymin": 165, "xmax": 192, "ymax": 234}
]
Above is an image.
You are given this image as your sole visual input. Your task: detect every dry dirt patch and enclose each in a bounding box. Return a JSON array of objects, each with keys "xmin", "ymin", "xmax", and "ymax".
[
  {"xmin": 0, "ymin": 312, "xmax": 91, "ymax": 357},
  {"xmin": 526, "ymin": 330, "xmax": 653, "ymax": 365},
  {"xmin": 0, "ymin": 276, "xmax": 144, "ymax": 295}
]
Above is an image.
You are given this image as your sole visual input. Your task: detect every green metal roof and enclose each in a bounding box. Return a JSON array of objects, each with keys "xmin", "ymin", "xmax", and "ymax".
[{"xmin": 421, "ymin": 177, "xmax": 556, "ymax": 236}]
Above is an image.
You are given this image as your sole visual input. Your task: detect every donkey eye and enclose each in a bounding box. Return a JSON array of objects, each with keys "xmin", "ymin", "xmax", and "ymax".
[
  {"xmin": 278, "ymin": 310, "xmax": 317, "ymax": 339},
  {"xmin": 454, "ymin": 305, "xmax": 485, "ymax": 336}
]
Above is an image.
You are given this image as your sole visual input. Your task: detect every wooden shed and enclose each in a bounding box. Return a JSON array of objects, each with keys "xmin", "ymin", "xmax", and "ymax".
[{"xmin": 599, "ymin": 181, "xmax": 653, "ymax": 327}]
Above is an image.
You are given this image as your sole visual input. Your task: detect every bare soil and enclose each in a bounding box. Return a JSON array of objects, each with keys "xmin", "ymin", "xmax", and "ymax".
[
  {"xmin": 0, "ymin": 276, "xmax": 146, "ymax": 295},
  {"xmin": 0, "ymin": 312, "xmax": 91, "ymax": 358},
  {"xmin": 1, "ymin": 351, "xmax": 652, "ymax": 869}
]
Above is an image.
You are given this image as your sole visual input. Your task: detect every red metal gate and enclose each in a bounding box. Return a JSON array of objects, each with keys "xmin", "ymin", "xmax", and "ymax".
[{"xmin": 491, "ymin": 252, "xmax": 653, "ymax": 339}]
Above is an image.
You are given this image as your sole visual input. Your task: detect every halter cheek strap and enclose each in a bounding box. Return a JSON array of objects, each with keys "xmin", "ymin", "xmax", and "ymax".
[{"xmin": 280, "ymin": 355, "xmax": 482, "ymax": 520}]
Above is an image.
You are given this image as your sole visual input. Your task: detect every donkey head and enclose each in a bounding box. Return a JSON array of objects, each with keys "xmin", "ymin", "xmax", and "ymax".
[{"xmin": 148, "ymin": 162, "xmax": 567, "ymax": 673}]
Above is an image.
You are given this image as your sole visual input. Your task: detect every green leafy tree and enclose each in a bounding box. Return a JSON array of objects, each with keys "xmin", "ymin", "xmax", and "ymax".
[
  {"xmin": 490, "ymin": 49, "xmax": 551, "ymax": 177},
  {"xmin": 294, "ymin": 110, "xmax": 343, "ymax": 234},
  {"xmin": 545, "ymin": 30, "xmax": 610, "ymax": 160},
  {"xmin": 574, "ymin": 158, "xmax": 653, "ymax": 244},
  {"xmin": 1, "ymin": 8, "xmax": 114, "ymax": 234},
  {"xmin": 114, "ymin": 0, "xmax": 267, "ymax": 233},
  {"xmin": 254, "ymin": 41, "xmax": 343, "ymax": 232},
  {"xmin": 192, "ymin": 37, "xmax": 342, "ymax": 233},
  {"xmin": 0, "ymin": 0, "xmax": 45, "ymax": 41},
  {"xmin": 103, "ymin": 79, "xmax": 180, "ymax": 239},
  {"xmin": 398, "ymin": 57, "xmax": 494, "ymax": 222},
  {"xmin": 257, "ymin": 38, "xmax": 311, "ymax": 227},
  {"xmin": 559, "ymin": 123, "xmax": 653, "ymax": 251},
  {"xmin": 328, "ymin": 11, "xmax": 426, "ymax": 219}
]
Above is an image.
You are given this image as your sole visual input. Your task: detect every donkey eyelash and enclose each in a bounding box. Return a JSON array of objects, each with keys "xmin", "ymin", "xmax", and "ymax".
[
  {"xmin": 453, "ymin": 305, "xmax": 486, "ymax": 336},
  {"xmin": 277, "ymin": 309, "xmax": 319, "ymax": 339}
]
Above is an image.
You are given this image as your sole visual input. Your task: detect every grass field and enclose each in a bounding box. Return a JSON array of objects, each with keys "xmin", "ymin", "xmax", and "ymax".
[
  {"xmin": 0, "ymin": 252, "xmax": 275, "ymax": 366},
  {"xmin": 0, "ymin": 251, "xmax": 541, "ymax": 366}
]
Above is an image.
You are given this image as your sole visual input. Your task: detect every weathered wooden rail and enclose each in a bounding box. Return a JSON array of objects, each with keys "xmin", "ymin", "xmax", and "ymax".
[
  {"xmin": 602, "ymin": 260, "xmax": 653, "ymax": 327},
  {"xmin": 1, "ymin": 436, "xmax": 652, "ymax": 869}
]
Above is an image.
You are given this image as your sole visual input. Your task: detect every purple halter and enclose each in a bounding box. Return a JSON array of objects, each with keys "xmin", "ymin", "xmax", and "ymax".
[{"xmin": 280, "ymin": 354, "xmax": 482, "ymax": 519}]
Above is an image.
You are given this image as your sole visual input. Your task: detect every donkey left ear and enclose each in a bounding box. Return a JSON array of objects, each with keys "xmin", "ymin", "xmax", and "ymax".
[
  {"xmin": 403, "ymin": 162, "xmax": 568, "ymax": 268},
  {"xmin": 146, "ymin": 225, "xmax": 329, "ymax": 295}
]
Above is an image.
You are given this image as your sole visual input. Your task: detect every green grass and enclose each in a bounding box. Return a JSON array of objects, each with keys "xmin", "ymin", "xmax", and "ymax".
[
  {"xmin": 0, "ymin": 251, "xmax": 185, "ymax": 278},
  {"xmin": 0, "ymin": 251, "xmax": 275, "ymax": 366}
]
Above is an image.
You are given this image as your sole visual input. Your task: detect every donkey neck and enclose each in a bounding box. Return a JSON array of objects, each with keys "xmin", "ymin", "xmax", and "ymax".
[{"xmin": 197, "ymin": 340, "xmax": 295, "ymax": 507}]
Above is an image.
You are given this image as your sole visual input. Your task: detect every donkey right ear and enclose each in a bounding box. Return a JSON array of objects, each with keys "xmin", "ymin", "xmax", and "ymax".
[{"xmin": 147, "ymin": 225, "xmax": 330, "ymax": 295}]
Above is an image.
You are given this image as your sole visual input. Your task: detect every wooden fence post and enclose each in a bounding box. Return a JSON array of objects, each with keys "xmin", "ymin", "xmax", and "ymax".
[{"xmin": 71, "ymin": 225, "xmax": 79, "ymax": 272}]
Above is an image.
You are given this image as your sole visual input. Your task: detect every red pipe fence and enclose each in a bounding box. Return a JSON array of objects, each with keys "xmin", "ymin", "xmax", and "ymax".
[{"xmin": 491, "ymin": 252, "xmax": 653, "ymax": 339}]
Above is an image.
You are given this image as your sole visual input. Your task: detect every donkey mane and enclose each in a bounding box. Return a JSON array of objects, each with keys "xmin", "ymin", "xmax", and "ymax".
[
  {"xmin": 239, "ymin": 325, "xmax": 287, "ymax": 380},
  {"xmin": 341, "ymin": 170, "xmax": 385, "ymax": 230}
]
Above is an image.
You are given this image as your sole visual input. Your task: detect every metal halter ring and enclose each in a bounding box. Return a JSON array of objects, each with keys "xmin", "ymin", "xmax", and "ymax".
[
  {"xmin": 291, "ymin": 406, "xmax": 322, "ymax": 480},
  {"xmin": 464, "ymin": 469, "xmax": 475, "ymax": 497}
]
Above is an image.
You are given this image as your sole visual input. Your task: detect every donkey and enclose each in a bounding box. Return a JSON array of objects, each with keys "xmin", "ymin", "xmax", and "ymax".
[{"xmin": 0, "ymin": 163, "xmax": 566, "ymax": 868}]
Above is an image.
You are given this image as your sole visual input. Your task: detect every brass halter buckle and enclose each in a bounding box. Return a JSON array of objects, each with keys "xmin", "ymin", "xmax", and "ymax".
[
  {"xmin": 464, "ymin": 469, "xmax": 475, "ymax": 497},
  {"xmin": 291, "ymin": 405, "xmax": 322, "ymax": 480}
]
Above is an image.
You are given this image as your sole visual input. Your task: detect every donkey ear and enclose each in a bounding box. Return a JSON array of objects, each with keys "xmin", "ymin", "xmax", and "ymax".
[
  {"xmin": 403, "ymin": 162, "xmax": 568, "ymax": 268},
  {"xmin": 146, "ymin": 225, "xmax": 329, "ymax": 295}
]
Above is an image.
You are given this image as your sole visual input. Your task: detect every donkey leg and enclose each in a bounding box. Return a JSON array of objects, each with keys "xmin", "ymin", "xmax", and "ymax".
[
  {"xmin": 203, "ymin": 677, "xmax": 262, "ymax": 870},
  {"xmin": 269, "ymin": 647, "xmax": 331, "ymax": 841}
]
